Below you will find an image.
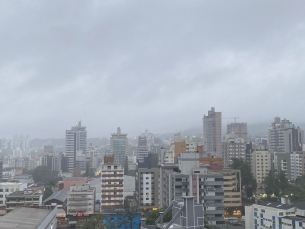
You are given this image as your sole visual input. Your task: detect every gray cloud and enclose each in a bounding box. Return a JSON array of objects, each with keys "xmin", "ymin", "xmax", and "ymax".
[{"xmin": 0, "ymin": 0, "xmax": 305, "ymax": 138}]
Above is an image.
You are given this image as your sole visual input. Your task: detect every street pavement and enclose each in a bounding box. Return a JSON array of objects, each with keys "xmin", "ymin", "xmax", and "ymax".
[{"xmin": 225, "ymin": 221, "xmax": 245, "ymax": 229}]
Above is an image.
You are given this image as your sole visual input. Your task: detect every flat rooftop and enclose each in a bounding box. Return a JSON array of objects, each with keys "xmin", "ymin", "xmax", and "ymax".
[{"xmin": 0, "ymin": 207, "xmax": 54, "ymax": 229}]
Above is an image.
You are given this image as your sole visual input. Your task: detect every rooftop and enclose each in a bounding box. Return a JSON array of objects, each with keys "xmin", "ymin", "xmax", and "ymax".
[
  {"xmin": 64, "ymin": 177, "xmax": 87, "ymax": 181},
  {"xmin": 0, "ymin": 207, "xmax": 55, "ymax": 228},
  {"xmin": 258, "ymin": 202, "xmax": 305, "ymax": 210},
  {"xmin": 43, "ymin": 189, "xmax": 68, "ymax": 204}
]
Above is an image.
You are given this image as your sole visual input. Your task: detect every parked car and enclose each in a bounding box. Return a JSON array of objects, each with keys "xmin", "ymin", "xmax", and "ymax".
[{"xmin": 232, "ymin": 222, "xmax": 242, "ymax": 226}]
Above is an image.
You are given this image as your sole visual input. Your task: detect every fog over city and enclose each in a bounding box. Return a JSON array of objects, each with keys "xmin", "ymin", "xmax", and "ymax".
[{"xmin": 1, "ymin": 1, "xmax": 305, "ymax": 138}]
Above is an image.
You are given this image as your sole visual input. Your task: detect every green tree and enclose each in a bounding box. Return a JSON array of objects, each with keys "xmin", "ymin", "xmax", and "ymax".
[
  {"xmin": 230, "ymin": 158, "xmax": 257, "ymax": 199},
  {"xmin": 81, "ymin": 215, "xmax": 105, "ymax": 229},
  {"xmin": 32, "ymin": 166, "xmax": 58, "ymax": 185},
  {"xmin": 263, "ymin": 170, "xmax": 291, "ymax": 199},
  {"xmin": 42, "ymin": 186, "xmax": 53, "ymax": 201},
  {"xmin": 117, "ymin": 199, "xmax": 141, "ymax": 229},
  {"xmin": 146, "ymin": 206, "xmax": 172, "ymax": 225}
]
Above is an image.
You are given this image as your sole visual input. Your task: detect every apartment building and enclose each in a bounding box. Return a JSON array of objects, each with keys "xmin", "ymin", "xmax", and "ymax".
[
  {"xmin": 251, "ymin": 149, "xmax": 272, "ymax": 184},
  {"xmin": 0, "ymin": 182, "xmax": 27, "ymax": 207},
  {"xmin": 110, "ymin": 127, "xmax": 128, "ymax": 164},
  {"xmin": 245, "ymin": 198, "xmax": 305, "ymax": 229},
  {"xmin": 222, "ymin": 133, "xmax": 245, "ymax": 168},
  {"xmin": 135, "ymin": 168, "xmax": 159, "ymax": 210},
  {"xmin": 101, "ymin": 155, "xmax": 124, "ymax": 213},
  {"xmin": 159, "ymin": 153, "xmax": 225, "ymax": 229},
  {"xmin": 268, "ymin": 117, "xmax": 304, "ymax": 153},
  {"xmin": 227, "ymin": 122, "xmax": 248, "ymax": 143},
  {"xmin": 290, "ymin": 152, "xmax": 305, "ymax": 181},
  {"xmin": 6, "ymin": 189, "xmax": 43, "ymax": 213},
  {"xmin": 203, "ymin": 107, "xmax": 222, "ymax": 158},
  {"xmin": 67, "ymin": 183, "xmax": 95, "ymax": 217},
  {"xmin": 273, "ymin": 152, "xmax": 291, "ymax": 179},
  {"xmin": 212, "ymin": 169, "xmax": 242, "ymax": 213}
]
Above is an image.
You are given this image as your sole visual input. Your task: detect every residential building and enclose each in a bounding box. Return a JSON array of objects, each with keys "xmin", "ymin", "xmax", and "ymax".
[
  {"xmin": 251, "ymin": 148, "xmax": 271, "ymax": 184},
  {"xmin": 110, "ymin": 127, "xmax": 128, "ymax": 164},
  {"xmin": 138, "ymin": 136, "xmax": 148, "ymax": 163},
  {"xmin": 211, "ymin": 170, "xmax": 242, "ymax": 214},
  {"xmin": 159, "ymin": 153, "xmax": 225, "ymax": 229},
  {"xmin": 136, "ymin": 168, "xmax": 159, "ymax": 210},
  {"xmin": 199, "ymin": 154, "xmax": 223, "ymax": 169},
  {"xmin": 6, "ymin": 189, "xmax": 43, "ymax": 213},
  {"xmin": 246, "ymin": 142, "xmax": 253, "ymax": 164},
  {"xmin": 268, "ymin": 117, "xmax": 304, "ymax": 153},
  {"xmin": 203, "ymin": 107, "xmax": 222, "ymax": 158},
  {"xmin": 0, "ymin": 182, "xmax": 27, "ymax": 207},
  {"xmin": 67, "ymin": 183, "xmax": 95, "ymax": 217},
  {"xmin": 62, "ymin": 177, "xmax": 91, "ymax": 190},
  {"xmin": 65, "ymin": 121, "xmax": 88, "ymax": 172},
  {"xmin": 245, "ymin": 198, "xmax": 305, "ymax": 229},
  {"xmin": 222, "ymin": 133, "xmax": 245, "ymax": 168},
  {"xmin": 273, "ymin": 152, "xmax": 291, "ymax": 179},
  {"xmin": 227, "ymin": 123, "xmax": 248, "ymax": 143},
  {"xmin": 138, "ymin": 152, "xmax": 159, "ymax": 169},
  {"xmin": 0, "ymin": 206, "xmax": 57, "ymax": 229},
  {"xmin": 290, "ymin": 152, "xmax": 304, "ymax": 181},
  {"xmin": 13, "ymin": 148, "xmax": 22, "ymax": 158},
  {"xmin": 101, "ymin": 155, "xmax": 124, "ymax": 213},
  {"xmin": 41, "ymin": 154, "xmax": 61, "ymax": 171},
  {"xmin": 141, "ymin": 196, "xmax": 204, "ymax": 229}
]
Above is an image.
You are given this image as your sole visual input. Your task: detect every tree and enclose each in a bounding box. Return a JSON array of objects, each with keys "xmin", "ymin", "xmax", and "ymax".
[
  {"xmin": 32, "ymin": 166, "xmax": 58, "ymax": 185},
  {"xmin": 117, "ymin": 199, "xmax": 140, "ymax": 229},
  {"xmin": 146, "ymin": 206, "xmax": 172, "ymax": 225},
  {"xmin": 81, "ymin": 168, "xmax": 96, "ymax": 177},
  {"xmin": 230, "ymin": 158, "xmax": 257, "ymax": 199},
  {"xmin": 81, "ymin": 215, "xmax": 105, "ymax": 229},
  {"xmin": 42, "ymin": 186, "xmax": 53, "ymax": 201}
]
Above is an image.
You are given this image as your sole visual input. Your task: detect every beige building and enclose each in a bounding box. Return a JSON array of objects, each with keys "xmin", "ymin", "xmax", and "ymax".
[
  {"xmin": 101, "ymin": 156, "xmax": 124, "ymax": 213},
  {"xmin": 212, "ymin": 170, "xmax": 242, "ymax": 209},
  {"xmin": 67, "ymin": 183, "xmax": 95, "ymax": 216},
  {"xmin": 251, "ymin": 149, "xmax": 271, "ymax": 184}
]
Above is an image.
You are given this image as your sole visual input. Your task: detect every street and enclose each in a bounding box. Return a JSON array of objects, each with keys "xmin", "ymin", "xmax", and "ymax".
[{"xmin": 225, "ymin": 221, "xmax": 245, "ymax": 229}]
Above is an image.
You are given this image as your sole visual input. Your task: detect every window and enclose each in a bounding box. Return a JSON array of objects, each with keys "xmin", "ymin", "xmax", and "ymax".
[
  {"xmin": 114, "ymin": 166, "xmax": 117, "ymax": 169},
  {"xmin": 5, "ymin": 189, "xmax": 8, "ymax": 192},
  {"xmin": 0, "ymin": 189, "xmax": 3, "ymax": 192},
  {"xmin": 16, "ymin": 188, "xmax": 19, "ymax": 191},
  {"xmin": 10, "ymin": 189, "xmax": 14, "ymax": 192},
  {"xmin": 107, "ymin": 166, "xmax": 111, "ymax": 169}
]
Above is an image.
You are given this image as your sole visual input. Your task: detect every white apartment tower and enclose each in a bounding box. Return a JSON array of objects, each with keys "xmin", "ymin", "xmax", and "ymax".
[
  {"xmin": 65, "ymin": 121, "xmax": 88, "ymax": 172},
  {"xmin": 110, "ymin": 127, "xmax": 128, "ymax": 164},
  {"xmin": 222, "ymin": 133, "xmax": 245, "ymax": 168},
  {"xmin": 203, "ymin": 107, "xmax": 222, "ymax": 158}
]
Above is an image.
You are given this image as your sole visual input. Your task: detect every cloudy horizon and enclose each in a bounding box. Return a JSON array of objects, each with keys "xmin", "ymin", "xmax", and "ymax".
[{"xmin": 0, "ymin": 1, "xmax": 305, "ymax": 138}]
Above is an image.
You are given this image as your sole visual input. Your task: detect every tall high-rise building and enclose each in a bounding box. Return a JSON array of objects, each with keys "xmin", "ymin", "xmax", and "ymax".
[
  {"xmin": 110, "ymin": 127, "xmax": 128, "ymax": 164},
  {"xmin": 65, "ymin": 121, "xmax": 88, "ymax": 172},
  {"xmin": 268, "ymin": 117, "xmax": 304, "ymax": 153},
  {"xmin": 227, "ymin": 123, "xmax": 248, "ymax": 143},
  {"xmin": 137, "ymin": 136, "xmax": 148, "ymax": 163},
  {"xmin": 203, "ymin": 107, "xmax": 222, "ymax": 158}
]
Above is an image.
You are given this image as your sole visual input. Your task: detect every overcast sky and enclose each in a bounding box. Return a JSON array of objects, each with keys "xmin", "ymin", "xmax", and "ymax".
[{"xmin": 0, "ymin": 1, "xmax": 305, "ymax": 138}]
